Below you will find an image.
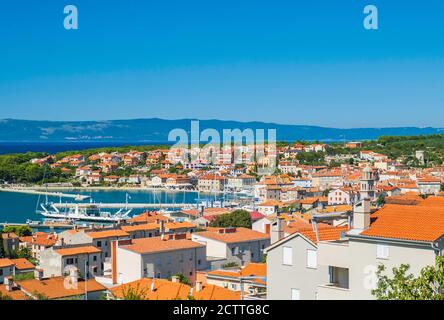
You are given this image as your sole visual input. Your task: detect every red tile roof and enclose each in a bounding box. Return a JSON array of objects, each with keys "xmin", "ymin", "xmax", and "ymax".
[
  {"xmin": 194, "ymin": 227, "xmax": 270, "ymax": 244},
  {"xmin": 55, "ymin": 246, "xmax": 102, "ymax": 256},
  {"xmin": 120, "ymin": 237, "xmax": 204, "ymax": 254},
  {"xmin": 360, "ymin": 204, "xmax": 444, "ymax": 242}
]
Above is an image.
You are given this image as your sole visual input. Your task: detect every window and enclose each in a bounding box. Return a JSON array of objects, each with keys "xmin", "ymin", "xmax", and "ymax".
[
  {"xmin": 97, "ymin": 241, "xmax": 102, "ymax": 247},
  {"xmin": 282, "ymin": 246, "xmax": 293, "ymax": 266},
  {"xmin": 306, "ymin": 249, "xmax": 317, "ymax": 269},
  {"xmin": 93, "ymin": 255, "xmax": 97, "ymax": 262},
  {"xmin": 291, "ymin": 289, "xmax": 300, "ymax": 300},
  {"xmin": 66, "ymin": 258, "xmax": 74, "ymax": 265},
  {"xmin": 0, "ymin": 269, "xmax": 3, "ymax": 276},
  {"xmin": 376, "ymin": 244, "xmax": 389, "ymax": 259},
  {"xmin": 231, "ymin": 283, "xmax": 237, "ymax": 290},
  {"xmin": 231, "ymin": 247, "xmax": 237, "ymax": 255}
]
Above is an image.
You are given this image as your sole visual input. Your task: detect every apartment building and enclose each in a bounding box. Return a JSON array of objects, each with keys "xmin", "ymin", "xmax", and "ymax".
[
  {"xmin": 0, "ymin": 259, "xmax": 14, "ymax": 284},
  {"xmin": 265, "ymin": 225, "xmax": 347, "ymax": 300},
  {"xmin": 197, "ymin": 174, "xmax": 226, "ymax": 192},
  {"xmin": 114, "ymin": 234, "xmax": 207, "ymax": 284},
  {"xmin": 192, "ymin": 227, "xmax": 270, "ymax": 269},
  {"xmin": 316, "ymin": 201, "xmax": 444, "ymax": 299},
  {"xmin": 18, "ymin": 232, "xmax": 58, "ymax": 259},
  {"xmin": 59, "ymin": 228, "xmax": 129, "ymax": 259},
  {"xmin": 38, "ymin": 245, "xmax": 103, "ymax": 279},
  {"xmin": 265, "ymin": 198, "xmax": 444, "ymax": 300}
]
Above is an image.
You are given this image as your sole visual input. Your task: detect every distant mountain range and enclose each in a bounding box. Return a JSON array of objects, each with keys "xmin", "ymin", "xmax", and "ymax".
[{"xmin": 0, "ymin": 118, "xmax": 442, "ymax": 142}]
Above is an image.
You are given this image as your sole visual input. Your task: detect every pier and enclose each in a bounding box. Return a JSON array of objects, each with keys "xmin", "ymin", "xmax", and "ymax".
[
  {"xmin": 52, "ymin": 203, "xmax": 195, "ymax": 209},
  {"xmin": 0, "ymin": 188, "xmax": 90, "ymax": 200}
]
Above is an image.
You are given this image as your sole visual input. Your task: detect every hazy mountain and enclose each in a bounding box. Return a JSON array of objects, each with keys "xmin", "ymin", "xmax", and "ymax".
[{"xmin": 0, "ymin": 118, "xmax": 442, "ymax": 142}]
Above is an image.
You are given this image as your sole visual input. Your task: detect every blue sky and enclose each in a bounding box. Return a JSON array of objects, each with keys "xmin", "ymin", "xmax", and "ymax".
[{"xmin": 0, "ymin": 0, "xmax": 443, "ymax": 128}]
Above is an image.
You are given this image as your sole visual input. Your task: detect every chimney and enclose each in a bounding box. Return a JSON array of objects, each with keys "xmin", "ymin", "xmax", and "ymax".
[
  {"xmin": 271, "ymin": 217, "xmax": 284, "ymax": 244},
  {"xmin": 150, "ymin": 279, "xmax": 155, "ymax": 292},
  {"xmin": 159, "ymin": 220, "xmax": 165, "ymax": 236},
  {"xmin": 111, "ymin": 241, "xmax": 118, "ymax": 285},
  {"xmin": 353, "ymin": 199, "xmax": 371, "ymax": 230},
  {"xmin": 171, "ymin": 276, "xmax": 180, "ymax": 283},
  {"xmin": 34, "ymin": 269, "xmax": 44, "ymax": 281},
  {"xmin": 4, "ymin": 277, "xmax": 13, "ymax": 292},
  {"xmin": 199, "ymin": 205, "xmax": 205, "ymax": 217},
  {"xmin": 195, "ymin": 281, "xmax": 203, "ymax": 292}
]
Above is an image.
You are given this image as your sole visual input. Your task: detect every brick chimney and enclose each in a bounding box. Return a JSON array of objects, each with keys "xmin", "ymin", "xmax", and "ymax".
[{"xmin": 195, "ymin": 281, "xmax": 203, "ymax": 292}]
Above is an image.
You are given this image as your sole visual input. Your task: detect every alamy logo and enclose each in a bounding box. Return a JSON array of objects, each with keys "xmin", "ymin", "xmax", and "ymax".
[
  {"xmin": 168, "ymin": 120, "xmax": 277, "ymax": 175},
  {"xmin": 363, "ymin": 5, "xmax": 378, "ymax": 30},
  {"xmin": 64, "ymin": 5, "xmax": 79, "ymax": 30}
]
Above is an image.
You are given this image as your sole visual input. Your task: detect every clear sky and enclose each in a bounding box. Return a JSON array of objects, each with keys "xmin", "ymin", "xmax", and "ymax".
[{"xmin": 0, "ymin": 0, "xmax": 443, "ymax": 128}]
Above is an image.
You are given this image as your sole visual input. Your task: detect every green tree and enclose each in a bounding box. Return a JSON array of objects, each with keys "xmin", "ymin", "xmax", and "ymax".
[
  {"xmin": 2, "ymin": 225, "xmax": 32, "ymax": 237},
  {"xmin": 210, "ymin": 209, "xmax": 252, "ymax": 229},
  {"xmin": 376, "ymin": 194, "xmax": 386, "ymax": 207},
  {"xmin": 0, "ymin": 232, "xmax": 5, "ymax": 258},
  {"xmin": 0, "ymin": 291, "xmax": 12, "ymax": 300},
  {"xmin": 121, "ymin": 283, "xmax": 148, "ymax": 300},
  {"xmin": 15, "ymin": 247, "xmax": 32, "ymax": 259},
  {"xmin": 168, "ymin": 273, "xmax": 191, "ymax": 285},
  {"xmin": 372, "ymin": 256, "xmax": 444, "ymax": 300}
]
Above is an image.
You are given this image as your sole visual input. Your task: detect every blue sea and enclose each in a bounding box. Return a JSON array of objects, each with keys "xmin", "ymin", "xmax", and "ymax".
[
  {"xmin": 0, "ymin": 189, "xmax": 224, "ymax": 224},
  {"xmin": 0, "ymin": 141, "xmax": 173, "ymax": 155}
]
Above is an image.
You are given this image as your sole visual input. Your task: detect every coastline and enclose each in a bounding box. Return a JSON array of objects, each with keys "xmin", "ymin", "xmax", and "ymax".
[{"xmin": 0, "ymin": 185, "xmax": 250, "ymax": 196}]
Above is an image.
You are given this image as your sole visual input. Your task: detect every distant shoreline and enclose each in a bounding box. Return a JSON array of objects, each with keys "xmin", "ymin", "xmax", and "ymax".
[{"xmin": 0, "ymin": 185, "xmax": 241, "ymax": 196}]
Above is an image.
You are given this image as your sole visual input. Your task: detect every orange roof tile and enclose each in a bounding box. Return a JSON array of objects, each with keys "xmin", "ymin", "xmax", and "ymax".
[
  {"xmin": 299, "ymin": 226, "xmax": 349, "ymax": 244},
  {"xmin": 86, "ymin": 229, "xmax": 129, "ymax": 239},
  {"xmin": 17, "ymin": 277, "xmax": 106, "ymax": 299},
  {"xmin": 120, "ymin": 237, "xmax": 204, "ymax": 254},
  {"xmin": 194, "ymin": 227, "xmax": 269, "ymax": 244},
  {"xmin": 0, "ymin": 285, "xmax": 28, "ymax": 300},
  {"xmin": 10, "ymin": 258, "xmax": 35, "ymax": 270},
  {"xmin": 360, "ymin": 204, "xmax": 444, "ymax": 242},
  {"xmin": 417, "ymin": 196, "xmax": 444, "ymax": 207},
  {"xmin": 110, "ymin": 278, "xmax": 191, "ymax": 300},
  {"xmin": 192, "ymin": 284, "xmax": 240, "ymax": 300},
  {"xmin": 55, "ymin": 246, "xmax": 101, "ymax": 256},
  {"xmin": 0, "ymin": 258, "xmax": 14, "ymax": 268},
  {"xmin": 207, "ymin": 263, "xmax": 266, "ymax": 285},
  {"xmin": 120, "ymin": 223, "xmax": 159, "ymax": 232}
]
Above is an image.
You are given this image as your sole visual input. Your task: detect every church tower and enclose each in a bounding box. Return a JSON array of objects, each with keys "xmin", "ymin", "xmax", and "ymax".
[{"xmin": 360, "ymin": 165, "xmax": 375, "ymax": 200}]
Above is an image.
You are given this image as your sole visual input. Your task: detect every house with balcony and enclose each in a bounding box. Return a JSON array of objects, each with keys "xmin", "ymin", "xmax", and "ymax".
[
  {"xmin": 316, "ymin": 199, "xmax": 444, "ymax": 300},
  {"xmin": 265, "ymin": 224, "xmax": 347, "ymax": 300}
]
